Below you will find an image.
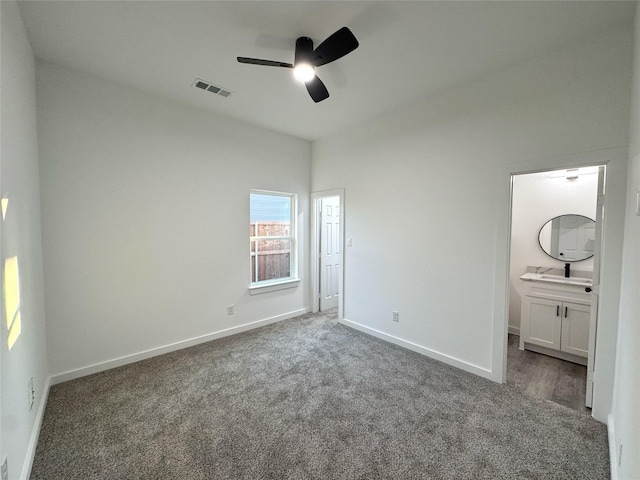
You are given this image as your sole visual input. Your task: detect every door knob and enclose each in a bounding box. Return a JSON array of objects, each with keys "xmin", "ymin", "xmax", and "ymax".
[{"xmin": 585, "ymin": 287, "xmax": 592, "ymax": 293}]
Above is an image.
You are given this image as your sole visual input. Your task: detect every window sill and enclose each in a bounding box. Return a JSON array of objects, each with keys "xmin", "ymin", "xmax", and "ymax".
[{"xmin": 249, "ymin": 278, "xmax": 300, "ymax": 295}]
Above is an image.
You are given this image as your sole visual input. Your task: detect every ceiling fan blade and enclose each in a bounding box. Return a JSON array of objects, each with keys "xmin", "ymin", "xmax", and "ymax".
[
  {"xmin": 312, "ymin": 27, "xmax": 359, "ymax": 67},
  {"xmin": 237, "ymin": 57, "xmax": 293, "ymax": 68},
  {"xmin": 305, "ymin": 75, "xmax": 329, "ymax": 103}
]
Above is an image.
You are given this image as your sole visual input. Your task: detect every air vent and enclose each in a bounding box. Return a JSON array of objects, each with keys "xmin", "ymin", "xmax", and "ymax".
[{"xmin": 193, "ymin": 78, "xmax": 232, "ymax": 98}]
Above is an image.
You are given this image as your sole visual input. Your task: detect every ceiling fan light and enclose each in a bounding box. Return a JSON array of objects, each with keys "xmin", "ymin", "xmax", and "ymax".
[{"xmin": 293, "ymin": 63, "xmax": 315, "ymax": 82}]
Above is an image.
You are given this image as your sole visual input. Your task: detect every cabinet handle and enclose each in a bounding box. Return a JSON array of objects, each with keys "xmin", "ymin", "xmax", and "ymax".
[
  {"xmin": 564, "ymin": 306, "xmax": 568, "ymax": 318},
  {"xmin": 556, "ymin": 305, "xmax": 560, "ymax": 316}
]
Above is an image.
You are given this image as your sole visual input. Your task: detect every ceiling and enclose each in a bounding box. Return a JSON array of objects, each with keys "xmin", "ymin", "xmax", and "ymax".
[{"xmin": 17, "ymin": 1, "xmax": 636, "ymax": 142}]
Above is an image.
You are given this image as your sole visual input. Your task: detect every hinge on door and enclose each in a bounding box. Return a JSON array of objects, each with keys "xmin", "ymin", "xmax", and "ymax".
[
  {"xmin": 597, "ymin": 194, "xmax": 605, "ymax": 207},
  {"xmin": 587, "ymin": 370, "xmax": 594, "ymax": 384}
]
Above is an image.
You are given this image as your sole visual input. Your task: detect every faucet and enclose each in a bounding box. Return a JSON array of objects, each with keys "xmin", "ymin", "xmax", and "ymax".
[{"xmin": 564, "ymin": 263, "xmax": 571, "ymax": 278}]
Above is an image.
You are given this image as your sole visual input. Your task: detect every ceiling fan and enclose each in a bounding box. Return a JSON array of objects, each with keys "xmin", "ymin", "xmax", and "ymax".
[{"xmin": 237, "ymin": 27, "xmax": 359, "ymax": 103}]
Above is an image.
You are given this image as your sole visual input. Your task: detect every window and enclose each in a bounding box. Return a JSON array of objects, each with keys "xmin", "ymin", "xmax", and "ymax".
[{"xmin": 250, "ymin": 191, "xmax": 297, "ymax": 289}]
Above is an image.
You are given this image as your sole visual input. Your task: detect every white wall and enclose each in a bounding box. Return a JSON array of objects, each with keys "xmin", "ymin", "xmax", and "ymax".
[
  {"xmin": 609, "ymin": 5, "xmax": 640, "ymax": 479},
  {"xmin": 36, "ymin": 62, "xmax": 311, "ymax": 379},
  {"xmin": 0, "ymin": 2, "xmax": 49, "ymax": 479},
  {"xmin": 313, "ymin": 25, "xmax": 631, "ymax": 420},
  {"xmin": 509, "ymin": 171, "xmax": 598, "ymax": 333}
]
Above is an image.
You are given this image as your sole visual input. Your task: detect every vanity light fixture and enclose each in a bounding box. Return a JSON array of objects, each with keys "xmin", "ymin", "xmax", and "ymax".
[
  {"xmin": 548, "ymin": 167, "xmax": 598, "ymax": 180},
  {"xmin": 565, "ymin": 168, "xmax": 579, "ymax": 180}
]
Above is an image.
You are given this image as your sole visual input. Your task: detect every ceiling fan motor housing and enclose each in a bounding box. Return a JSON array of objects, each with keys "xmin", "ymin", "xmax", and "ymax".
[{"xmin": 295, "ymin": 37, "xmax": 314, "ymax": 66}]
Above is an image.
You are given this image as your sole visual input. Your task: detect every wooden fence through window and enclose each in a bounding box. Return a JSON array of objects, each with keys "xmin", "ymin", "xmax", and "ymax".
[{"xmin": 250, "ymin": 221, "xmax": 291, "ymax": 282}]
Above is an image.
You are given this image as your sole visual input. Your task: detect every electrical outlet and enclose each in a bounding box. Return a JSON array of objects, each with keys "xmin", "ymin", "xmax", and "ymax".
[
  {"xmin": 1, "ymin": 457, "xmax": 8, "ymax": 480},
  {"xmin": 28, "ymin": 377, "xmax": 35, "ymax": 411},
  {"xmin": 392, "ymin": 311, "xmax": 399, "ymax": 322},
  {"xmin": 227, "ymin": 305, "xmax": 234, "ymax": 316}
]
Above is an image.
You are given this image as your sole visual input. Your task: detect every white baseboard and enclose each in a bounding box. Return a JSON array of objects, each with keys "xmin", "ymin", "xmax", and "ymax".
[
  {"xmin": 51, "ymin": 308, "xmax": 309, "ymax": 385},
  {"xmin": 21, "ymin": 375, "xmax": 51, "ymax": 480},
  {"xmin": 339, "ymin": 317, "xmax": 493, "ymax": 381},
  {"xmin": 608, "ymin": 413, "xmax": 618, "ymax": 480},
  {"xmin": 508, "ymin": 325, "xmax": 520, "ymax": 335}
]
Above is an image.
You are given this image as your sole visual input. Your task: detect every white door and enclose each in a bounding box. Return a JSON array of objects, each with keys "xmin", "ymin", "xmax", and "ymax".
[
  {"xmin": 320, "ymin": 196, "xmax": 340, "ymax": 311},
  {"xmin": 585, "ymin": 166, "xmax": 605, "ymax": 408}
]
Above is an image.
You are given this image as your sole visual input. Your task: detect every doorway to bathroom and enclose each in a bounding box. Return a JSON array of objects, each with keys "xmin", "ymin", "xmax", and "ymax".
[
  {"xmin": 311, "ymin": 189, "xmax": 344, "ymax": 319},
  {"xmin": 506, "ymin": 165, "xmax": 605, "ymax": 411}
]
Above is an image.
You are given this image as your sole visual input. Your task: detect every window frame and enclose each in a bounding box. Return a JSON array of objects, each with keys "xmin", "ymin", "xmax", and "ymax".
[{"xmin": 249, "ymin": 189, "xmax": 299, "ymax": 294}]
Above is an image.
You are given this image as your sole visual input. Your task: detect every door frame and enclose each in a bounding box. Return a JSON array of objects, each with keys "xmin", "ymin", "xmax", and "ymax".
[
  {"xmin": 492, "ymin": 147, "xmax": 626, "ymax": 419},
  {"xmin": 585, "ymin": 165, "xmax": 605, "ymax": 407},
  {"xmin": 310, "ymin": 189, "xmax": 345, "ymax": 320}
]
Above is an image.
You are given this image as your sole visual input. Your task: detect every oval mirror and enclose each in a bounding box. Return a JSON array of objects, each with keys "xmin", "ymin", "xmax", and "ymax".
[{"xmin": 538, "ymin": 214, "xmax": 595, "ymax": 262}]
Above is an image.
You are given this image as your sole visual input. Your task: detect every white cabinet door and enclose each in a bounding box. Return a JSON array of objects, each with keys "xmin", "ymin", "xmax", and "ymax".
[
  {"xmin": 560, "ymin": 302, "xmax": 590, "ymax": 358},
  {"xmin": 523, "ymin": 297, "xmax": 562, "ymax": 350}
]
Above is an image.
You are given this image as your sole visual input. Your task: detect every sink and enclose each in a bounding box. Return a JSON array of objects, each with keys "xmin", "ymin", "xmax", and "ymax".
[
  {"xmin": 520, "ymin": 270, "xmax": 593, "ymax": 287},
  {"xmin": 539, "ymin": 274, "xmax": 592, "ymax": 285}
]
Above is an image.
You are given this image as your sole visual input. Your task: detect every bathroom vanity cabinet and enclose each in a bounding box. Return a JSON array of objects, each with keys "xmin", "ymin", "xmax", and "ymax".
[{"xmin": 519, "ymin": 273, "xmax": 591, "ymax": 365}]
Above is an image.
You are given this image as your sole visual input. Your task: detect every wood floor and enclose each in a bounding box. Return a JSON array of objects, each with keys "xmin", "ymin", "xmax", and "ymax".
[{"xmin": 507, "ymin": 334, "xmax": 589, "ymax": 413}]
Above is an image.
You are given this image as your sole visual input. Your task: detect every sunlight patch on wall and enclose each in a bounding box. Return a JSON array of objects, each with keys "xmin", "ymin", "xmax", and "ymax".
[
  {"xmin": 5, "ymin": 256, "xmax": 22, "ymax": 350},
  {"xmin": 7, "ymin": 311, "xmax": 22, "ymax": 351},
  {"xmin": 1, "ymin": 197, "xmax": 8, "ymax": 221}
]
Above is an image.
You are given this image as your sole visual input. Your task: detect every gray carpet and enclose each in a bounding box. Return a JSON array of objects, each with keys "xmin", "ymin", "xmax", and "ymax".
[{"xmin": 31, "ymin": 310, "xmax": 609, "ymax": 479}]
